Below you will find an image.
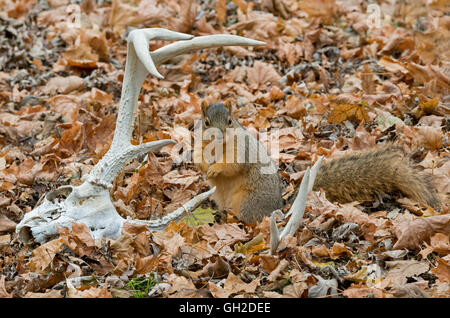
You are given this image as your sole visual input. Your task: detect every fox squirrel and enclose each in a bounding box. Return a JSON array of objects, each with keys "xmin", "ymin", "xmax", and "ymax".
[{"xmin": 194, "ymin": 102, "xmax": 441, "ymax": 223}]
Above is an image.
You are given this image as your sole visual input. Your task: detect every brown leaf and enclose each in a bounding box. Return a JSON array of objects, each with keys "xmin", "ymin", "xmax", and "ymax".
[
  {"xmin": 190, "ymin": 255, "xmax": 230, "ymax": 279},
  {"xmin": 200, "ymin": 223, "xmax": 248, "ymax": 251},
  {"xmin": 24, "ymin": 290, "xmax": 63, "ymax": 298},
  {"xmin": 328, "ymin": 103, "xmax": 369, "ymax": 124},
  {"xmin": 0, "ymin": 215, "xmax": 16, "ymax": 233},
  {"xmin": 67, "ymin": 281, "xmax": 112, "ymax": 298},
  {"xmin": 216, "ymin": 0, "xmax": 226, "ymax": 23},
  {"xmin": 63, "ymin": 42, "xmax": 98, "ymax": 69},
  {"xmin": 414, "ymin": 126, "xmax": 443, "ymax": 150},
  {"xmin": 335, "ymin": 204, "xmax": 377, "ymax": 241},
  {"xmin": 176, "ymin": 0, "xmax": 197, "ymax": 33},
  {"xmin": 28, "ymin": 238, "xmax": 64, "ymax": 274},
  {"xmin": 377, "ymin": 56, "xmax": 408, "ymax": 75},
  {"xmin": 259, "ymin": 255, "xmax": 280, "ymax": 274},
  {"xmin": 330, "ymin": 242, "xmax": 352, "ymax": 259},
  {"xmin": 247, "ymin": 61, "xmax": 281, "ymax": 90},
  {"xmin": 58, "ymin": 222, "xmax": 95, "ymax": 257},
  {"xmin": 152, "ymin": 231, "xmax": 185, "ymax": 256},
  {"xmin": 223, "ymin": 272, "xmax": 259, "ymax": 296},
  {"xmin": 167, "ymin": 274, "xmax": 198, "ymax": 298},
  {"xmin": 267, "ymin": 259, "xmax": 289, "ymax": 282},
  {"xmin": 208, "ymin": 281, "xmax": 228, "ymax": 298},
  {"xmin": 343, "ymin": 283, "xmax": 392, "ymax": 298},
  {"xmin": 135, "ymin": 255, "xmax": 158, "ymax": 274},
  {"xmin": 361, "ymin": 64, "xmax": 375, "ymax": 95},
  {"xmin": 311, "ymin": 245, "xmax": 331, "ymax": 258},
  {"xmin": 429, "ymin": 233, "xmax": 450, "ymax": 254},
  {"xmin": 431, "ymin": 256, "xmax": 450, "ymax": 283},
  {"xmin": 108, "ymin": 0, "xmax": 145, "ymax": 35},
  {"xmin": 393, "ymin": 214, "xmax": 450, "ymax": 250},
  {"xmin": 162, "ymin": 169, "xmax": 200, "ymax": 189},
  {"xmin": 382, "ymin": 260, "xmax": 429, "ymax": 288},
  {"xmin": 269, "ymin": 86, "xmax": 284, "ymax": 101},
  {"xmin": 43, "ymin": 76, "xmax": 84, "ymax": 95},
  {"xmin": 298, "ymin": 0, "xmax": 337, "ymax": 24},
  {"xmin": 0, "ymin": 275, "xmax": 12, "ymax": 298},
  {"xmin": 284, "ymin": 95, "xmax": 306, "ymax": 119}
]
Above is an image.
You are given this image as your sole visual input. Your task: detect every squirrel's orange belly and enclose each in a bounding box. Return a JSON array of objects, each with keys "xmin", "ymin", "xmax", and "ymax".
[{"xmin": 208, "ymin": 175, "xmax": 246, "ymax": 212}]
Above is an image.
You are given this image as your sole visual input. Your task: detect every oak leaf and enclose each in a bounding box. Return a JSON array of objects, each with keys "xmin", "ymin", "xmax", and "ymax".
[{"xmin": 393, "ymin": 214, "xmax": 450, "ymax": 250}]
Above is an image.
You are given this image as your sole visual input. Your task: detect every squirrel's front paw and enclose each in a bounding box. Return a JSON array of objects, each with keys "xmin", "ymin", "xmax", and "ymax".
[{"xmin": 207, "ymin": 165, "xmax": 222, "ymax": 178}]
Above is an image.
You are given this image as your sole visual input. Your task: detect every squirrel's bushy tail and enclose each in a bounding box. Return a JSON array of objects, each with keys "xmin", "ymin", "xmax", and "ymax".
[{"xmin": 313, "ymin": 145, "xmax": 441, "ymax": 208}]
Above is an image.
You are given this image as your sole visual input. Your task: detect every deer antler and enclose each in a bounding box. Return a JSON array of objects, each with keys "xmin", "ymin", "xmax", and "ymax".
[
  {"xmin": 270, "ymin": 156, "xmax": 323, "ymax": 255},
  {"xmin": 16, "ymin": 28, "xmax": 265, "ymax": 244}
]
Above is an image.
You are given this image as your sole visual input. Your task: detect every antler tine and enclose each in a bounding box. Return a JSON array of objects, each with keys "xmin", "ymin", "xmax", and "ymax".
[
  {"xmin": 308, "ymin": 156, "xmax": 324, "ymax": 192},
  {"xmin": 151, "ymin": 34, "xmax": 266, "ymax": 67},
  {"xmin": 281, "ymin": 167, "xmax": 311, "ymax": 238},
  {"xmin": 129, "ymin": 28, "xmax": 194, "ymax": 79}
]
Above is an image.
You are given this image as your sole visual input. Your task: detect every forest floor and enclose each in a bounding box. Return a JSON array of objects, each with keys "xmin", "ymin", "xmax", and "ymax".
[{"xmin": 0, "ymin": 0, "xmax": 449, "ymax": 298}]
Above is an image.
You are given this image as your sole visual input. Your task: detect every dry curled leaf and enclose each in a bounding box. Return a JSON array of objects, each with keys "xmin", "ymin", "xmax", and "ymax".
[
  {"xmin": 393, "ymin": 214, "xmax": 450, "ymax": 250},
  {"xmin": 247, "ymin": 61, "xmax": 281, "ymax": 90}
]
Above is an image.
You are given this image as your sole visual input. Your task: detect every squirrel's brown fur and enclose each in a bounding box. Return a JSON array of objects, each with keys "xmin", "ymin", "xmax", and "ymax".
[
  {"xmin": 195, "ymin": 102, "xmax": 441, "ymax": 223},
  {"xmin": 314, "ymin": 145, "xmax": 441, "ymax": 208}
]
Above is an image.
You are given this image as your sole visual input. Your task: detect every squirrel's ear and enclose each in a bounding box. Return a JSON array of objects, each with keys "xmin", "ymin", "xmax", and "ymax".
[
  {"xmin": 201, "ymin": 101, "xmax": 208, "ymax": 117},
  {"xmin": 224, "ymin": 99, "xmax": 233, "ymax": 113}
]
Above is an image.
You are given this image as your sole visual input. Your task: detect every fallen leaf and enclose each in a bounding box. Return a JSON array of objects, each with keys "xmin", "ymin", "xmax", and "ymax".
[
  {"xmin": 267, "ymin": 259, "xmax": 289, "ymax": 282},
  {"xmin": 67, "ymin": 280, "xmax": 112, "ymax": 298},
  {"xmin": 393, "ymin": 214, "xmax": 450, "ymax": 250},
  {"xmin": 431, "ymin": 256, "xmax": 450, "ymax": 283},
  {"xmin": 0, "ymin": 276, "xmax": 12, "ymax": 298},
  {"xmin": 28, "ymin": 238, "xmax": 64, "ymax": 274},
  {"xmin": 223, "ymin": 272, "xmax": 259, "ymax": 296},
  {"xmin": 216, "ymin": 0, "xmax": 226, "ymax": 23},
  {"xmin": 43, "ymin": 76, "xmax": 84, "ymax": 95},
  {"xmin": 328, "ymin": 103, "xmax": 369, "ymax": 124},
  {"xmin": 335, "ymin": 204, "xmax": 377, "ymax": 241},
  {"xmin": 200, "ymin": 223, "xmax": 248, "ymax": 251},
  {"xmin": 247, "ymin": 61, "xmax": 281, "ymax": 90},
  {"xmin": 381, "ymin": 260, "xmax": 429, "ymax": 288},
  {"xmin": 343, "ymin": 283, "xmax": 392, "ymax": 298},
  {"xmin": 0, "ymin": 215, "xmax": 16, "ymax": 233}
]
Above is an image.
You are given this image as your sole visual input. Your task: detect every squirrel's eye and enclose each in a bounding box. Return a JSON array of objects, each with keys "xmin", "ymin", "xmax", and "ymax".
[
  {"xmin": 204, "ymin": 119, "xmax": 210, "ymax": 127},
  {"xmin": 228, "ymin": 118, "xmax": 232, "ymax": 125}
]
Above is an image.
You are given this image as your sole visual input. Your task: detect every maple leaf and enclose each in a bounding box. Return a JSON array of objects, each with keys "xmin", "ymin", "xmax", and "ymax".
[{"xmin": 328, "ymin": 102, "xmax": 370, "ymax": 124}]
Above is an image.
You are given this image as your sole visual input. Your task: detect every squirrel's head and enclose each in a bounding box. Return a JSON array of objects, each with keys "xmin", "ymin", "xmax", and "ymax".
[{"xmin": 201, "ymin": 101, "xmax": 235, "ymax": 133}]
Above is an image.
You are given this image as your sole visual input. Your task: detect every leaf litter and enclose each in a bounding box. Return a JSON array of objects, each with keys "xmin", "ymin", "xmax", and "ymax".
[{"xmin": 0, "ymin": 0, "xmax": 449, "ymax": 298}]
